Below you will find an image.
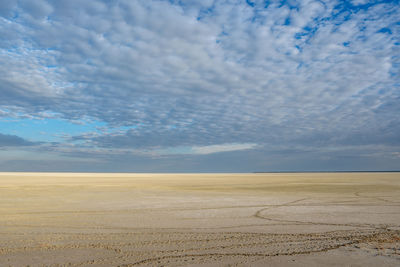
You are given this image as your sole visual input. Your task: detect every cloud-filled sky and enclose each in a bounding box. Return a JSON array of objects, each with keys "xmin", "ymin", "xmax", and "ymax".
[{"xmin": 0, "ymin": 0, "xmax": 399, "ymax": 172}]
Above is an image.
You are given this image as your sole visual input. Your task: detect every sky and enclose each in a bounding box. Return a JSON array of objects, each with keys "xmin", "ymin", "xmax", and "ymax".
[{"xmin": 0, "ymin": 0, "xmax": 399, "ymax": 172}]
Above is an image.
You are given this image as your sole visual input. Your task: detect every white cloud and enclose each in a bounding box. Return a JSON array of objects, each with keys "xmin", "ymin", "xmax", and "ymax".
[
  {"xmin": 0, "ymin": 0, "xmax": 399, "ymax": 171},
  {"xmin": 191, "ymin": 143, "xmax": 258, "ymax": 155},
  {"xmin": 140, "ymin": 143, "xmax": 258, "ymax": 156}
]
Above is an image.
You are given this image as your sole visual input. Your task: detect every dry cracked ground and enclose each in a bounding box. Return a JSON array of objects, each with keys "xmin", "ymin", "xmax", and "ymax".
[{"xmin": 0, "ymin": 172, "xmax": 399, "ymax": 266}]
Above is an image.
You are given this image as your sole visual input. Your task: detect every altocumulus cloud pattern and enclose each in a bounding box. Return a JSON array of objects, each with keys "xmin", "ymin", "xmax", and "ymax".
[{"xmin": 0, "ymin": 0, "xmax": 399, "ymax": 172}]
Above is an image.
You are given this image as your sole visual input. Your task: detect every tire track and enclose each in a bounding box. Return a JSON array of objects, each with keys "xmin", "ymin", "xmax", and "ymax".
[
  {"xmin": 116, "ymin": 229, "xmax": 400, "ymax": 266},
  {"xmin": 253, "ymin": 196, "xmax": 400, "ymax": 229}
]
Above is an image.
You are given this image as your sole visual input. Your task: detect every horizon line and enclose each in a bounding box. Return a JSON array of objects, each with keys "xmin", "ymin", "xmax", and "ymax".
[{"xmin": 0, "ymin": 171, "xmax": 399, "ymax": 174}]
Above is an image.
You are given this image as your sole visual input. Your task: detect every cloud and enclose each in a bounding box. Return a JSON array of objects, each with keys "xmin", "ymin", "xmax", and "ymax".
[
  {"xmin": 0, "ymin": 0, "xmax": 399, "ymax": 171},
  {"xmin": 0, "ymin": 133, "xmax": 35, "ymax": 147},
  {"xmin": 191, "ymin": 143, "xmax": 258, "ymax": 155},
  {"xmin": 153, "ymin": 143, "xmax": 258, "ymax": 155}
]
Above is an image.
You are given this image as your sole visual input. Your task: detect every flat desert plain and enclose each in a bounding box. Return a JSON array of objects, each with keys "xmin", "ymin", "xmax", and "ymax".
[{"xmin": 1, "ymin": 173, "xmax": 400, "ymax": 266}]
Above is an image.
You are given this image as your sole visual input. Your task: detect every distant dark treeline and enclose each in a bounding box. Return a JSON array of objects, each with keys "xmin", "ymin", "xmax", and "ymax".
[{"xmin": 253, "ymin": 171, "xmax": 400, "ymax": 173}]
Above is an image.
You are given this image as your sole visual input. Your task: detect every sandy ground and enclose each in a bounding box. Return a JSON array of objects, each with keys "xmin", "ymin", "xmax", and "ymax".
[{"xmin": 0, "ymin": 172, "xmax": 399, "ymax": 266}]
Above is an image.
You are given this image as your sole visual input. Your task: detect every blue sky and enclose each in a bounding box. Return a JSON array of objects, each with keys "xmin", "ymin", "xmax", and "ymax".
[
  {"xmin": 0, "ymin": 116, "xmax": 106, "ymax": 142},
  {"xmin": 0, "ymin": 0, "xmax": 399, "ymax": 172}
]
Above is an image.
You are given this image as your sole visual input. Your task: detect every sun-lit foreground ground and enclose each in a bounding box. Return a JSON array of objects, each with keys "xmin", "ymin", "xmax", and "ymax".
[{"xmin": 0, "ymin": 172, "xmax": 400, "ymax": 266}]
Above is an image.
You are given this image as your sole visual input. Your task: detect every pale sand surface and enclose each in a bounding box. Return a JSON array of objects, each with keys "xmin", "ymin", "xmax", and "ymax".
[{"xmin": 0, "ymin": 172, "xmax": 399, "ymax": 266}]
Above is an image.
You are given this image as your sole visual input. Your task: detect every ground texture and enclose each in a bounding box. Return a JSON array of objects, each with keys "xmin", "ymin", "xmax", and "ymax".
[{"xmin": 0, "ymin": 172, "xmax": 399, "ymax": 266}]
